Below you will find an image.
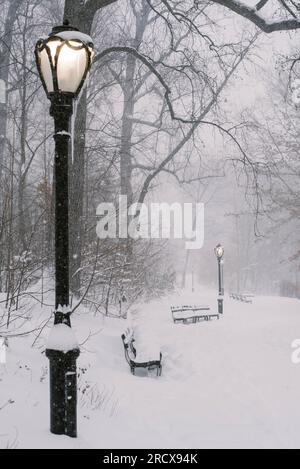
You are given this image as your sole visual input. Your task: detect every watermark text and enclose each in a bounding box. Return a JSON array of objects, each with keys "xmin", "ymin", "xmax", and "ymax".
[{"xmin": 96, "ymin": 196, "xmax": 204, "ymax": 250}]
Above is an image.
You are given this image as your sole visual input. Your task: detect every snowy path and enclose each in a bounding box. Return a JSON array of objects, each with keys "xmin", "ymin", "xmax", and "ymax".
[{"xmin": 1, "ymin": 288, "xmax": 300, "ymax": 448}]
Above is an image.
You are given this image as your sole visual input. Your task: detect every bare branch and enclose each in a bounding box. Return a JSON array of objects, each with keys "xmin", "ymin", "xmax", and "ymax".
[
  {"xmin": 256, "ymin": 0, "xmax": 269, "ymax": 11},
  {"xmin": 211, "ymin": 0, "xmax": 300, "ymax": 32}
]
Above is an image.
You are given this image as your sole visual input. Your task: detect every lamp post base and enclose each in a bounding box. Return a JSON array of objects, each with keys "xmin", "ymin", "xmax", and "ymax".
[
  {"xmin": 46, "ymin": 348, "xmax": 80, "ymax": 438},
  {"xmin": 218, "ymin": 297, "xmax": 224, "ymax": 315}
]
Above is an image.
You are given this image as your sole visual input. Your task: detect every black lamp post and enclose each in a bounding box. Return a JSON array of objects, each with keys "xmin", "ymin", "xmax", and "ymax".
[
  {"xmin": 35, "ymin": 21, "xmax": 94, "ymax": 438},
  {"xmin": 214, "ymin": 244, "xmax": 224, "ymax": 315}
]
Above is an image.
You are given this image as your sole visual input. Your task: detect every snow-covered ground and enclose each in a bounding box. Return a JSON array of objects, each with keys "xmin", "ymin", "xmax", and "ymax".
[{"xmin": 1, "ymin": 286, "xmax": 300, "ymax": 449}]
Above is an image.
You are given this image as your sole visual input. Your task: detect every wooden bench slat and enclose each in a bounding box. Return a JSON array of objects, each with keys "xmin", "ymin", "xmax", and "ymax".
[
  {"xmin": 171, "ymin": 305, "xmax": 219, "ymax": 324},
  {"xmin": 230, "ymin": 293, "xmax": 254, "ymax": 304}
]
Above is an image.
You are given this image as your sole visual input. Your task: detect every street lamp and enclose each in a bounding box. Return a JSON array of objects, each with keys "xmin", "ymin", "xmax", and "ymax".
[
  {"xmin": 35, "ymin": 21, "xmax": 94, "ymax": 438},
  {"xmin": 214, "ymin": 244, "xmax": 224, "ymax": 315}
]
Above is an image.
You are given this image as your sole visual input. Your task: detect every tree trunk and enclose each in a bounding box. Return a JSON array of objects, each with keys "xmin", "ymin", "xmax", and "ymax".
[
  {"xmin": 0, "ymin": 0, "xmax": 23, "ymax": 179},
  {"xmin": 63, "ymin": 0, "xmax": 94, "ymax": 296},
  {"xmin": 118, "ymin": 5, "xmax": 151, "ymax": 284},
  {"xmin": 120, "ymin": 60, "xmax": 135, "ymax": 202}
]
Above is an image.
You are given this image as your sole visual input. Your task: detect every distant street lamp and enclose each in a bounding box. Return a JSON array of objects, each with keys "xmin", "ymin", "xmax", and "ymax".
[
  {"xmin": 214, "ymin": 244, "xmax": 224, "ymax": 315},
  {"xmin": 35, "ymin": 21, "xmax": 94, "ymax": 437}
]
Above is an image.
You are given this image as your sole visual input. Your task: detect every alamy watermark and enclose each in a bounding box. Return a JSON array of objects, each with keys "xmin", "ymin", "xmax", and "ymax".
[
  {"xmin": 96, "ymin": 196, "xmax": 204, "ymax": 250},
  {"xmin": 0, "ymin": 79, "xmax": 6, "ymax": 105},
  {"xmin": 291, "ymin": 339, "xmax": 300, "ymax": 365},
  {"xmin": 291, "ymin": 79, "xmax": 300, "ymax": 106}
]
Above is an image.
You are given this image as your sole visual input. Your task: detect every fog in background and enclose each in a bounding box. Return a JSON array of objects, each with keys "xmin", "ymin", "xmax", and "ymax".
[{"xmin": 0, "ymin": 0, "xmax": 299, "ymax": 328}]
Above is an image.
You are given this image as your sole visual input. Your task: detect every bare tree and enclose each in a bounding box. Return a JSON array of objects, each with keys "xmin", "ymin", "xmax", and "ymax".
[{"xmin": 0, "ymin": 0, "xmax": 24, "ymax": 178}]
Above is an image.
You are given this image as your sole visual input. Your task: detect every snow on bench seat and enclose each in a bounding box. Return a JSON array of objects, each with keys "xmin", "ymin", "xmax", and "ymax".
[
  {"xmin": 121, "ymin": 317, "xmax": 162, "ymax": 376},
  {"xmin": 133, "ymin": 326, "xmax": 161, "ymax": 362}
]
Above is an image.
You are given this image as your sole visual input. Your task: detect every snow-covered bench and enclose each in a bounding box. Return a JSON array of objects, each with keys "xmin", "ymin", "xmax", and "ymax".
[
  {"xmin": 171, "ymin": 305, "xmax": 219, "ymax": 324},
  {"xmin": 121, "ymin": 328, "xmax": 162, "ymax": 377},
  {"xmin": 230, "ymin": 293, "xmax": 253, "ymax": 304}
]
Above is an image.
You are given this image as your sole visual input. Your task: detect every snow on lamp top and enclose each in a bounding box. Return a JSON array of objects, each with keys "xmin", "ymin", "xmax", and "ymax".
[
  {"xmin": 214, "ymin": 244, "xmax": 224, "ymax": 260},
  {"xmin": 35, "ymin": 21, "xmax": 95, "ymax": 98}
]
